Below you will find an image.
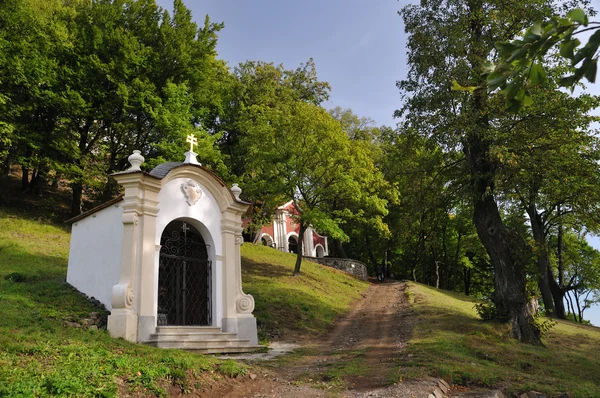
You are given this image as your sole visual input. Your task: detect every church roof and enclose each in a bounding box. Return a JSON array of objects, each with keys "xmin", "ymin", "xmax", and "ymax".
[{"xmin": 149, "ymin": 162, "xmax": 183, "ymax": 179}]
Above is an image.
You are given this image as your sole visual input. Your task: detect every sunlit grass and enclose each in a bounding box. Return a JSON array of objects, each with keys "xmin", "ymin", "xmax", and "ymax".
[
  {"xmin": 402, "ymin": 282, "xmax": 600, "ymax": 397},
  {"xmin": 241, "ymin": 244, "xmax": 369, "ymax": 341},
  {"xmin": 0, "ymin": 209, "xmax": 367, "ymax": 396}
]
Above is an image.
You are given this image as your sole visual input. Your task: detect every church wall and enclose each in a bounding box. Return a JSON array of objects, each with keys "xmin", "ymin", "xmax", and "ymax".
[
  {"xmin": 155, "ymin": 177, "xmax": 223, "ymax": 327},
  {"xmin": 67, "ymin": 203, "xmax": 124, "ymax": 310}
]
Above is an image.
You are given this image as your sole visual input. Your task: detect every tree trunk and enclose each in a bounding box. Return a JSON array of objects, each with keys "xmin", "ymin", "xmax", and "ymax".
[
  {"xmin": 574, "ymin": 290, "xmax": 583, "ymax": 323},
  {"xmin": 21, "ymin": 165, "xmax": 29, "ymax": 191},
  {"xmin": 292, "ymin": 223, "xmax": 306, "ymax": 276},
  {"xmin": 548, "ymin": 269, "xmax": 566, "ymax": 319},
  {"xmin": 567, "ymin": 291, "xmax": 577, "ymax": 322},
  {"xmin": 557, "ymin": 206, "xmax": 564, "ymax": 287},
  {"xmin": 332, "ymin": 238, "xmax": 347, "ymax": 258},
  {"xmin": 463, "ymin": 266, "xmax": 471, "ymax": 296},
  {"xmin": 448, "ymin": 231, "xmax": 463, "ymax": 291},
  {"xmin": 526, "ymin": 205, "xmax": 556, "ymax": 317},
  {"xmin": 464, "ymin": 0, "xmax": 541, "ymax": 345},
  {"xmin": 71, "ymin": 183, "xmax": 83, "ymax": 217}
]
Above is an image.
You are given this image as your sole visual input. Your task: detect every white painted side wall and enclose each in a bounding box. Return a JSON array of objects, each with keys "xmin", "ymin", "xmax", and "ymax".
[
  {"xmin": 155, "ymin": 178, "xmax": 223, "ymax": 327},
  {"xmin": 67, "ymin": 204, "xmax": 124, "ymax": 310}
]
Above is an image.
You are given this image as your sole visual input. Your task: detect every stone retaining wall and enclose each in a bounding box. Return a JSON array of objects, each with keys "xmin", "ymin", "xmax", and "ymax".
[{"xmin": 304, "ymin": 256, "xmax": 368, "ymax": 280}]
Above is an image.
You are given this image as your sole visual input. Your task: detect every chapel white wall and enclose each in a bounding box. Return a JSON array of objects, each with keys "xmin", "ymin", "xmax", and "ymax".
[{"xmin": 67, "ymin": 204, "xmax": 124, "ymax": 310}]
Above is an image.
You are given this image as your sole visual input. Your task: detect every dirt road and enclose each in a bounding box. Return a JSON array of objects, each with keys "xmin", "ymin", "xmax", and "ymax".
[{"xmin": 214, "ymin": 280, "xmax": 444, "ymax": 398}]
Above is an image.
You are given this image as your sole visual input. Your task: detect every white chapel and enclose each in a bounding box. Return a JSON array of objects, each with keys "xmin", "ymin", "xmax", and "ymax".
[{"xmin": 66, "ymin": 138, "xmax": 259, "ymax": 353}]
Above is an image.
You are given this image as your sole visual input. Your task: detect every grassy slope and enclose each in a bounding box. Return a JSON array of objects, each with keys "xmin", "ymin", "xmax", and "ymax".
[
  {"xmin": 241, "ymin": 244, "xmax": 369, "ymax": 341},
  {"xmin": 403, "ymin": 282, "xmax": 600, "ymax": 397},
  {"xmin": 0, "ymin": 208, "xmax": 368, "ymax": 397}
]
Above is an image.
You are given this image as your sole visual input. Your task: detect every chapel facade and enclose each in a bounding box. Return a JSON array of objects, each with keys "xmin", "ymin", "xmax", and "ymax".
[
  {"xmin": 66, "ymin": 144, "xmax": 259, "ymax": 353},
  {"xmin": 243, "ymin": 201, "xmax": 329, "ymax": 257}
]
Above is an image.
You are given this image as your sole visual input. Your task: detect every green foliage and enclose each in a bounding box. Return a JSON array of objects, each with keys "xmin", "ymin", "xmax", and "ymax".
[
  {"xmin": 474, "ymin": 300, "xmax": 497, "ymax": 321},
  {"xmin": 0, "ymin": 0, "xmax": 229, "ymax": 213},
  {"xmin": 489, "ymin": 7, "xmax": 600, "ymax": 109}
]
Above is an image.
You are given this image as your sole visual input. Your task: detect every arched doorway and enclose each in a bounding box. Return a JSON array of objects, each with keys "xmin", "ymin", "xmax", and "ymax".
[
  {"xmin": 288, "ymin": 235, "xmax": 298, "ymax": 254},
  {"xmin": 158, "ymin": 220, "xmax": 211, "ymax": 326},
  {"xmin": 315, "ymin": 245, "xmax": 325, "ymax": 258},
  {"xmin": 261, "ymin": 234, "xmax": 274, "ymax": 248}
]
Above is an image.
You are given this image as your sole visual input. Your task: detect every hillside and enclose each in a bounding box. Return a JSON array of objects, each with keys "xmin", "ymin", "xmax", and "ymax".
[
  {"xmin": 2, "ymin": 203, "xmax": 600, "ymax": 397},
  {"xmin": 402, "ymin": 283, "xmax": 600, "ymax": 397},
  {"xmin": 0, "ymin": 208, "xmax": 368, "ymax": 396}
]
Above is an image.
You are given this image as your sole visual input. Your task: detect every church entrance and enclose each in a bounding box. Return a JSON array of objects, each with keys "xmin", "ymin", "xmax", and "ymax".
[{"xmin": 158, "ymin": 220, "xmax": 211, "ymax": 326}]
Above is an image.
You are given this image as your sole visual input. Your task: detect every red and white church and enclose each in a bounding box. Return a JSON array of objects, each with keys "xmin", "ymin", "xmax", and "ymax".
[{"xmin": 243, "ymin": 201, "xmax": 329, "ymax": 258}]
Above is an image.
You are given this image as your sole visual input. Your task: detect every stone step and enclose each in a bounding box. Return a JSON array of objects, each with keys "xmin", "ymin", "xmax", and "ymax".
[
  {"xmin": 147, "ymin": 331, "xmax": 238, "ymax": 342},
  {"xmin": 146, "ymin": 338, "xmax": 262, "ymax": 353},
  {"xmin": 187, "ymin": 345, "xmax": 264, "ymax": 354},
  {"xmin": 155, "ymin": 326, "xmax": 222, "ymax": 334}
]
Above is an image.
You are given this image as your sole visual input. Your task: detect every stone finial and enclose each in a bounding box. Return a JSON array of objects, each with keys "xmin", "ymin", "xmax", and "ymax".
[
  {"xmin": 127, "ymin": 150, "xmax": 144, "ymax": 171},
  {"xmin": 231, "ymin": 183, "xmax": 242, "ymax": 200},
  {"xmin": 184, "ymin": 151, "xmax": 201, "ymax": 165}
]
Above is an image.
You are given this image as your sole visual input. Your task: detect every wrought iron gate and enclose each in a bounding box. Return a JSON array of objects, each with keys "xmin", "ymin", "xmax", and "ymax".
[{"xmin": 158, "ymin": 221, "xmax": 211, "ymax": 326}]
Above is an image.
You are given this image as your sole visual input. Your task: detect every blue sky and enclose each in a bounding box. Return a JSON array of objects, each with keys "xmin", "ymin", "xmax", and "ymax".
[
  {"xmin": 156, "ymin": 0, "xmax": 600, "ymax": 326},
  {"xmin": 156, "ymin": 0, "xmax": 406, "ymax": 128}
]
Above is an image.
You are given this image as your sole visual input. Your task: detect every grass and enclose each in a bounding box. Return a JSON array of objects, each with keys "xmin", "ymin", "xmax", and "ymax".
[
  {"xmin": 401, "ymin": 282, "xmax": 600, "ymax": 397},
  {"xmin": 241, "ymin": 244, "xmax": 369, "ymax": 341},
  {"xmin": 0, "ymin": 209, "xmax": 250, "ymax": 397},
  {"xmin": 0, "ymin": 207, "xmax": 367, "ymax": 396}
]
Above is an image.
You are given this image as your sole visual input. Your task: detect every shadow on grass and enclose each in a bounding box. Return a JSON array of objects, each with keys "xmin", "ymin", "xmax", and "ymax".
[{"xmin": 241, "ymin": 257, "xmax": 293, "ymax": 278}]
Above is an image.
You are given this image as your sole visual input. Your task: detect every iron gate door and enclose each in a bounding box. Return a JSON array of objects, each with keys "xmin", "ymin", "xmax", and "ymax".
[{"xmin": 158, "ymin": 221, "xmax": 211, "ymax": 326}]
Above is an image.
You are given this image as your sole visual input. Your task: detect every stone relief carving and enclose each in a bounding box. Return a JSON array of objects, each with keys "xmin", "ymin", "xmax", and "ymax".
[
  {"xmin": 181, "ymin": 179, "xmax": 203, "ymax": 206},
  {"xmin": 236, "ymin": 295, "xmax": 255, "ymax": 314}
]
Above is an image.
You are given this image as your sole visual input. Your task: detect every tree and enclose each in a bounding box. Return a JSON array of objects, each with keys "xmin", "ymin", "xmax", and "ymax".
[
  {"xmin": 0, "ymin": 0, "xmax": 228, "ymax": 215},
  {"xmin": 326, "ymin": 108, "xmax": 396, "ymax": 264},
  {"xmin": 485, "ymin": 6, "xmax": 597, "ymax": 108},
  {"xmin": 216, "ymin": 59, "xmax": 330, "ymax": 178},
  {"xmin": 398, "ymin": 0, "xmax": 564, "ymax": 344},
  {"xmin": 242, "ymin": 101, "xmax": 387, "ymax": 276},
  {"xmin": 561, "ymin": 233, "xmax": 600, "ymax": 323},
  {"xmin": 495, "ymin": 83, "xmax": 600, "ymax": 318}
]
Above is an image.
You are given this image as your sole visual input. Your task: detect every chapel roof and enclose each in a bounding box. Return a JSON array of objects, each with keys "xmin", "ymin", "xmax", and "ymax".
[{"xmin": 149, "ymin": 162, "xmax": 183, "ymax": 179}]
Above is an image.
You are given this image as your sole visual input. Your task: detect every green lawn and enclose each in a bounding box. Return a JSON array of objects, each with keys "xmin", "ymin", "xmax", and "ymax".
[
  {"xmin": 241, "ymin": 243, "xmax": 369, "ymax": 341},
  {"xmin": 0, "ymin": 209, "xmax": 368, "ymax": 397},
  {"xmin": 401, "ymin": 282, "xmax": 600, "ymax": 397}
]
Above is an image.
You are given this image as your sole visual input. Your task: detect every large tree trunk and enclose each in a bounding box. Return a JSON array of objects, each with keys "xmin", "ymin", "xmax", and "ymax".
[
  {"xmin": 526, "ymin": 205, "xmax": 556, "ymax": 317},
  {"xmin": 332, "ymin": 238, "xmax": 347, "ymax": 258},
  {"xmin": 465, "ymin": 0, "xmax": 541, "ymax": 345},
  {"xmin": 473, "ymin": 191, "xmax": 541, "ymax": 344},
  {"xmin": 292, "ymin": 223, "xmax": 306, "ymax": 276}
]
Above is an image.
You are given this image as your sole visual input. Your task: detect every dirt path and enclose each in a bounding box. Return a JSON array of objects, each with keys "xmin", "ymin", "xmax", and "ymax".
[{"xmin": 212, "ymin": 280, "xmax": 444, "ymax": 398}]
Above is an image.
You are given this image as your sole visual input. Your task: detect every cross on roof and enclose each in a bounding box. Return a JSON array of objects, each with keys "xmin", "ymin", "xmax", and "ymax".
[{"xmin": 186, "ymin": 134, "xmax": 198, "ymax": 153}]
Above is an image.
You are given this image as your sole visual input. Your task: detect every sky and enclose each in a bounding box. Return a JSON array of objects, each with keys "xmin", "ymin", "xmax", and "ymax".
[{"xmin": 155, "ymin": 0, "xmax": 600, "ymax": 327}]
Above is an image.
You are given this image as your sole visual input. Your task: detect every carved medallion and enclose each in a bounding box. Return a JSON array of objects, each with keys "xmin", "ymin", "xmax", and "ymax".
[{"xmin": 181, "ymin": 179, "xmax": 203, "ymax": 206}]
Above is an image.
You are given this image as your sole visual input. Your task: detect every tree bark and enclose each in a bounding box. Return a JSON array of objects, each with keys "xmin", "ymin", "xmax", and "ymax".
[
  {"xmin": 292, "ymin": 223, "xmax": 306, "ymax": 276},
  {"xmin": 464, "ymin": 0, "xmax": 541, "ymax": 345},
  {"xmin": 463, "ymin": 266, "xmax": 471, "ymax": 296},
  {"xmin": 332, "ymin": 238, "xmax": 347, "ymax": 258},
  {"xmin": 526, "ymin": 205, "xmax": 556, "ymax": 317}
]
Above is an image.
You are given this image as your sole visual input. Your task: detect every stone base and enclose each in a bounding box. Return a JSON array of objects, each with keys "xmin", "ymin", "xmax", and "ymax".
[
  {"xmin": 222, "ymin": 316, "xmax": 258, "ymax": 345},
  {"xmin": 107, "ymin": 309, "xmax": 138, "ymax": 342},
  {"xmin": 137, "ymin": 315, "xmax": 156, "ymax": 342}
]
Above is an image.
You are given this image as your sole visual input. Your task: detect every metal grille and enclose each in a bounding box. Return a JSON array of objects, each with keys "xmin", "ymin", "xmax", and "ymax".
[{"xmin": 158, "ymin": 221, "xmax": 211, "ymax": 326}]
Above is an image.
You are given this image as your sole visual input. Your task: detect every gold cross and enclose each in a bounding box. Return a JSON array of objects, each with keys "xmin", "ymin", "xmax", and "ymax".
[{"xmin": 186, "ymin": 134, "xmax": 198, "ymax": 153}]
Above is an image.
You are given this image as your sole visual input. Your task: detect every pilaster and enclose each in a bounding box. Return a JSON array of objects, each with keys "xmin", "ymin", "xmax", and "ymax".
[{"xmin": 107, "ymin": 172, "xmax": 144, "ymax": 341}]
